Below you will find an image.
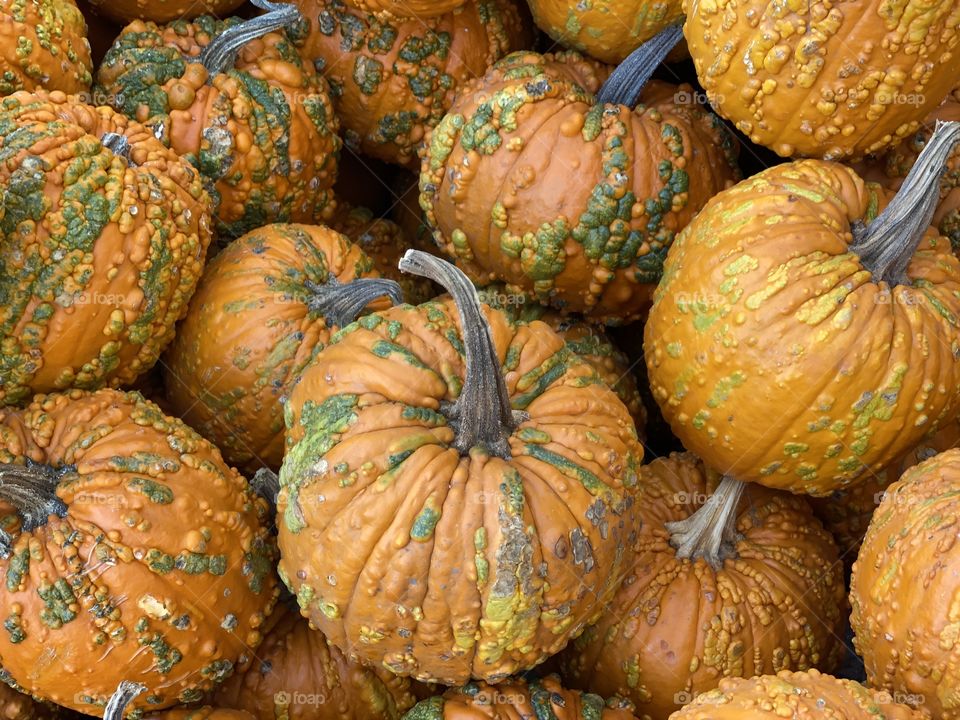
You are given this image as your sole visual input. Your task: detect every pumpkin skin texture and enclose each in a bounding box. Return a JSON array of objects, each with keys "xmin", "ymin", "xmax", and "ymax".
[
  {"xmin": 0, "ymin": 684, "xmax": 61, "ymax": 720},
  {"xmin": 163, "ymin": 224, "xmax": 398, "ymax": 474},
  {"xmin": 297, "ymin": 0, "xmax": 528, "ymax": 169},
  {"xmin": 684, "ymin": 0, "xmax": 960, "ymax": 160},
  {"xmin": 96, "ymin": 14, "xmax": 341, "ymax": 237},
  {"xmin": 0, "ymin": 0, "xmax": 93, "ymax": 95},
  {"xmin": 343, "ymin": 0, "xmax": 466, "ymax": 17},
  {"xmin": 0, "ymin": 389, "xmax": 279, "ymax": 715},
  {"xmin": 211, "ymin": 603, "xmax": 417, "ymax": 720},
  {"xmin": 560, "ymin": 452, "xmax": 844, "ymax": 719},
  {"xmin": 84, "ymin": 0, "xmax": 245, "ymax": 24},
  {"xmin": 421, "ymin": 51, "xmax": 741, "ymax": 323},
  {"xmin": 0, "ymin": 90, "xmax": 212, "ymax": 408},
  {"xmin": 644, "ymin": 160, "xmax": 960, "ymax": 495}
]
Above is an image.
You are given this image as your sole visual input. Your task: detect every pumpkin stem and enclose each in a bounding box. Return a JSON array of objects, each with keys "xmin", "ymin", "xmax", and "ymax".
[
  {"xmin": 0, "ymin": 461, "xmax": 70, "ymax": 558},
  {"xmin": 850, "ymin": 120, "xmax": 960, "ymax": 286},
  {"xmin": 252, "ymin": 467, "xmax": 280, "ymax": 510},
  {"xmin": 101, "ymin": 132, "xmax": 133, "ymax": 163},
  {"xmin": 398, "ymin": 250, "xmax": 521, "ymax": 459},
  {"xmin": 304, "ymin": 276, "xmax": 403, "ymax": 328},
  {"xmin": 103, "ymin": 681, "xmax": 146, "ymax": 720},
  {"xmin": 199, "ymin": 3, "xmax": 302, "ymax": 76},
  {"xmin": 665, "ymin": 475, "xmax": 745, "ymax": 570},
  {"xmin": 595, "ymin": 24, "xmax": 684, "ymax": 107}
]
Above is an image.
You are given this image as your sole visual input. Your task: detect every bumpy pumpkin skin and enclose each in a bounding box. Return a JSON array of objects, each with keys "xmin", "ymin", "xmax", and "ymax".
[
  {"xmin": 527, "ymin": 0, "xmax": 685, "ymax": 64},
  {"xmin": 343, "ymin": 0, "xmax": 466, "ymax": 16},
  {"xmin": 297, "ymin": 0, "xmax": 528, "ymax": 169},
  {"xmin": 685, "ymin": 0, "xmax": 960, "ymax": 160},
  {"xmin": 0, "ymin": 0, "xmax": 92, "ymax": 95},
  {"xmin": 0, "ymin": 389, "xmax": 279, "ymax": 715},
  {"xmin": 212, "ymin": 603, "xmax": 417, "ymax": 719},
  {"xmin": 404, "ymin": 676, "xmax": 638, "ymax": 720},
  {"xmin": 645, "ymin": 161, "xmax": 960, "ymax": 495},
  {"xmin": 670, "ymin": 669, "xmax": 927, "ymax": 720},
  {"xmin": 0, "ymin": 91, "xmax": 212, "ymax": 408},
  {"xmin": 561, "ymin": 453, "xmax": 844, "ymax": 719},
  {"xmin": 96, "ymin": 15, "xmax": 341, "ymax": 237},
  {"xmin": 85, "ymin": 0, "xmax": 245, "ymax": 24},
  {"xmin": 421, "ymin": 51, "xmax": 741, "ymax": 324},
  {"xmin": 277, "ymin": 298, "xmax": 643, "ymax": 684}
]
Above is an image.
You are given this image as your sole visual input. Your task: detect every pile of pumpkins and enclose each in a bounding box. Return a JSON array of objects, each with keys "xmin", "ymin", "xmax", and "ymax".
[{"xmin": 0, "ymin": 0, "xmax": 959, "ymax": 718}]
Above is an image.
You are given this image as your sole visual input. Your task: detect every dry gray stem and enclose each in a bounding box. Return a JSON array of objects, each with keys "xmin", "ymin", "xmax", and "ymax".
[{"xmin": 666, "ymin": 475, "xmax": 745, "ymax": 570}]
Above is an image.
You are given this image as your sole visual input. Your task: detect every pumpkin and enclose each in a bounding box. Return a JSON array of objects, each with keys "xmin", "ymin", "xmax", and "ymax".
[
  {"xmin": 104, "ymin": 681, "xmax": 256, "ymax": 719},
  {"xmin": 0, "ymin": 0, "xmax": 92, "ymax": 95},
  {"xmin": 669, "ymin": 669, "xmax": 927, "ymax": 720},
  {"xmin": 644, "ymin": 121, "xmax": 960, "ymax": 496},
  {"xmin": 420, "ymin": 48, "xmax": 740, "ymax": 323},
  {"xmin": 560, "ymin": 452, "xmax": 844, "ymax": 719},
  {"xmin": 403, "ymin": 676, "xmax": 638, "ymax": 720},
  {"xmin": 296, "ymin": 0, "xmax": 529, "ymax": 168},
  {"xmin": 95, "ymin": 6, "xmax": 341, "ymax": 237},
  {"xmin": 0, "ymin": 684, "xmax": 63, "ymax": 720},
  {"xmin": 277, "ymin": 251, "xmax": 643, "ymax": 684},
  {"xmin": 163, "ymin": 224, "xmax": 402, "ymax": 474},
  {"xmin": 84, "ymin": 0, "xmax": 246, "ymax": 24},
  {"xmin": 212, "ymin": 602, "xmax": 417, "ymax": 719},
  {"xmin": 342, "ymin": 0, "xmax": 467, "ymax": 17},
  {"xmin": 0, "ymin": 389, "xmax": 278, "ymax": 714},
  {"xmin": 685, "ymin": 0, "xmax": 960, "ymax": 160},
  {"xmin": 0, "ymin": 90, "xmax": 212, "ymax": 408}
]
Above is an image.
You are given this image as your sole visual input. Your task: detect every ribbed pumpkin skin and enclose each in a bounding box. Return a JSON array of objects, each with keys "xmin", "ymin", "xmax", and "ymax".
[
  {"xmin": 344, "ymin": 0, "xmax": 466, "ymax": 16},
  {"xmin": 85, "ymin": 0, "xmax": 245, "ymax": 24},
  {"xmin": 0, "ymin": 91, "xmax": 212, "ymax": 408},
  {"xmin": 212, "ymin": 604, "xmax": 417, "ymax": 719},
  {"xmin": 277, "ymin": 298, "xmax": 643, "ymax": 684},
  {"xmin": 850, "ymin": 448, "xmax": 960, "ymax": 720},
  {"xmin": 561, "ymin": 453, "xmax": 844, "ymax": 720},
  {"xmin": 298, "ymin": 0, "xmax": 528, "ymax": 169},
  {"xmin": 421, "ymin": 51, "xmax": 740, "ymax": 324},
  {"xmin": 96, "ymin": 16, "xmax": 340, "ymax": 237},
  {"xmin": 527, "ymin": 0, "xmax": 685, "ymax": 64},
  {"xmin": 0, "ymin": 389, "xmax": 279, "ymax": 715},
  {"xmin": 0, "ymin": 0, "xmax": 92, "ymax": 95},
  {"xmin": 645, "ymin": 161, "xmax": 960, "ymax": 496},
  {"xmin": 685, "ymin": 0, "xmax": 960, "ymax": 160},
  {"xmin": 163, "ymin": 224, "xmax": 387, "ymax": 474},
  {"xmin": 670, "ymin": 670, "xmax": 927, "ymax": 720},
  {"xmin": 404, "ymin": 677, "xmax": 638, "ymax": 720}
]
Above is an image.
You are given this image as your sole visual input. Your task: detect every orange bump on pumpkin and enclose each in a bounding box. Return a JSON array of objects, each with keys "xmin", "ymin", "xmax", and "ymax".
[{"xmin": 84, "ymin": 0, "xmax": 246, "ymax": 24}]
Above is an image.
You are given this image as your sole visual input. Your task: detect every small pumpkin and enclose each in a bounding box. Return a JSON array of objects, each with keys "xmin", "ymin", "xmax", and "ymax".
[
  {"xmin": 0, "ymin": 0, "xmax": 92, "ymax": 95},
  {"xmin": 342, "ymin": 0, "xmax": 466, "ymax": 17},
  {"xmin": 0, "ymin": 90, "xmax": 212, "ymax": 408},
  {"xmin": 685, "ymin": 0, "xmax": 960, "ymax": 160},
  {"xmin": 561, "ymin": 453, "xmax": 844, "ymax": 719},
  {"xmin": 296, "ymin": 0, "xmax": 529, "ymax": 168},
  {"xmin": 96, "ymin": 6, "xmax": 340, "ymax": 237},
  {"xmin": 104, "ymin": 682, "xmax": 256, "ymax": 719},
  {"xmin": 644, "ymin": 121, "xmax": 960, "ymax": 495},
  {"xmin": 163, "ymin": 224, "xmax": 402, "ymax": 474},
  {"xmin": 0, "ymin": 389, "xmax": 278, "ymax": 715},
  {"xmin": 84, "ymin": 0, "xmax": 247, "ymax": 24},
  {"xmin": 277, "ymin": 251, "xmax": 643, "ymax": 684}
]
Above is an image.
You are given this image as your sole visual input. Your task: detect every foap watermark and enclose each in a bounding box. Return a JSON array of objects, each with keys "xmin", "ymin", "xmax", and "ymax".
[
  {"xmin": 673, "ymin": 291, "xmax": 725, "ymax": 310},
  {"xmin": 274, "ymin": 691, "xmax": 329, "ymax": 707},
  {"xmin": 476, "ymin": 289, "xmax": 527, "ymax": 307},
  {"xmin": 673, "ymin": 691, "xmax": 696, "ymax": 706},
  {"xmin": 876, "ymin": 92, "xmax": 926, "ymax": 107},
  {"xmin": 471, "ymin": 689, "xmax": 528, "ymax": 705},
  {"xmin": 72, "ymin": 492, "xmax": 128, "ymax": 509},
  {"xmin": 874, "ymin": 690, "xmax": 925, "ymax": 707},
  {"xmin": 674, "ymin": 88, "xmax": 717, "ymax": 106},
  {"xmin": 57, "ymin": 291, "xmax": 129, "ymax": 307},
  {"xmin": 674, "ymin": 491, "xmax": 710, "ymax": 505},
  {"xmin": 874, "ymin": 289, "xmax": 924, "ymax": 306}
]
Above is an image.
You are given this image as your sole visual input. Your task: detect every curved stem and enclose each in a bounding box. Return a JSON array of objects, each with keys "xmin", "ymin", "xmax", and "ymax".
[
  {"xmin": 252, "ymin": 467, "xmax": 280, "ymax": 511},
  {"xmin": 101, "ymin": 133, "xmax": 133, "ymax": 164},
  {"xmin": 851, "ymin": 120, "xmax": 960, "ymax": 286},
  {"xmin": 103, "ymin": 681, "xmax": 145, "ymax": 720},
  {"xmin": 0, "ymin": 461, "xmax": 69, "ymax": 558},
  {"xmin": 665, "ymin": 475, "xmax": 745, "ymax": 570},
  {"xmin": 398, "ymin": 250, "xmax": 519, "ymax": 459},
  {"xmin": 305, "ymin": 276, "xmax": 402, "ymax": 328},
  {"xmin": 595, "ymin": 24, "xmax": 684, "ymax": 107},
  {"xmin": 199, "ymin": 3, "xmax": 302, "ymax": 75}
]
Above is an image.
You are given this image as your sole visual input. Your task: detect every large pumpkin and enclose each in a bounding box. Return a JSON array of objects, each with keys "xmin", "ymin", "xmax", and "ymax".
[
  {"xmin": 420, "ymin": 50, "xmax": 740, "ymax": 323},
  {"xmin": 0, "ymin": 389, "xmax": 278, "ymax": 715},
  {"xmin": 277, "ymin": 251, "xmax": 643, "ymax": 684},
  {"xmin": 296, "ymin": 0, "xmax": 528, "ymax": 168},
  {"xmin": 96, "ymin": 8, "xmax": 341, "ymax": 237},
  {"xmin": 0, "ymin": 0, "xmax": 92, "ymax": 95},
  {"xmin": 0, "ymin": 90, "xmax": 212, "ymax": 408},
  {"xmin": 644, "ymin": 122, "xmax": 960, "ymax": 496},
  {"xmin": 163, "ymin": 224, "xmax": 401, "ymax": 474},
  {"xmin": 561, "ymin": 452, "xmax": 844, "ymax": 719},
  {"xmin": 84, "ymin": 0, "xmax": 246, "ymax": 24},
  {"xmin": 685, "ymin": 0, "xmax": 960, "ymax": 160}
]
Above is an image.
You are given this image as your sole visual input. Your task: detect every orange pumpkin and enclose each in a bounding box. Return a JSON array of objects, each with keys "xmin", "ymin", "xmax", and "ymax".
[
  {"xmin": 0, "ymin": 684, "xmax": 63, "ymax": 720},
  {"xmin": 84, "ymin": 0, "xmax": 246, "ymax": 24},
  {"xmin": 342, "ymin": 0, "xmax": 466, "ymax": 16},
  {"xmin": 103, "ymin": 681, "xmax": 255, "ymax": 719}
]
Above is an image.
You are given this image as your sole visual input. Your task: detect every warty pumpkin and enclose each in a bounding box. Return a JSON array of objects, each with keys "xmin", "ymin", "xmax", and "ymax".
[
  {"xmin": 84, "ymin": 0, "xmax": 246, "ymax": 24},
  {"xmin": 684, "ymin": 0, "xmax": 960, "ymax": 160},
  {"xmin": 420, "ymin": 46, "xmax": 740, "ymax": 323},
  {"xmin": 296, "ymin": 0, "xmax": 529, "ymax": 169},
  {"xmin": 0, "ymin": 0, "xmax": 92, "ymax": 96},
  {"xmin": 104, "ymin": 681, "xmax": 256, "ymax": 719},
  {"xmin": 0, "ymin": 389, "xmax": 279, "ymax": 715},
  {"xmin": 560, "ymin": 452, "xmax": 844, "ymax": 719},
  {"xmin": 277, "ymin": 251, "xmax": 643, "ymax": 684},
  {"xmin": 0, "ymin": 90, "xmax": 212, "ymax": 408},
  {"xmin": 644, "ymin": 121, "xmax": 960, "ymax": 496},
  {"xmin": 163, "ymin": 224, "xmax": 402, "ymax": 474},
  {"xmin": 96, "ymin": 5, "xmax": 341, "ymax": 237}
]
